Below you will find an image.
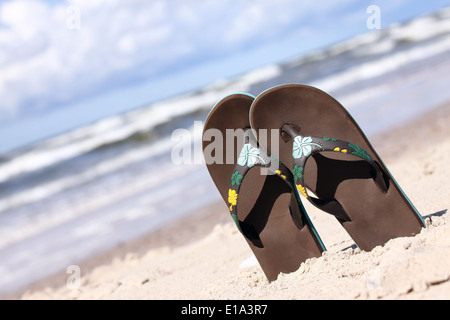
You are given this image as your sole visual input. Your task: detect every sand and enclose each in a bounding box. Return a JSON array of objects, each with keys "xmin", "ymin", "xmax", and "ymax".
[{"xmin": 17, "ymin": 102, "xmax": 450, "ymax": 300}]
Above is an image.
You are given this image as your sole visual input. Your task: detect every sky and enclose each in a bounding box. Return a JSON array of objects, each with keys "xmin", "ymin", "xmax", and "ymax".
[{"xmin": 0, "ymin": 0, "xmax": 449, "ymax": 154}]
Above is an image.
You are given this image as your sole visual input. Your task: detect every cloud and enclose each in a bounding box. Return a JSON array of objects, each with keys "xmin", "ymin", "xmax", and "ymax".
[{"xmin": 0, "ymin": 0, "xmax": 361, "ymax": 123}]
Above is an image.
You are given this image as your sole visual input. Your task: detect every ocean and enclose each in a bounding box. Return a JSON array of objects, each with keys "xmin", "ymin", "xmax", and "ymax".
[{"xmin": 1, "ymin": 7, "xmax": 450, "ymax": 296}]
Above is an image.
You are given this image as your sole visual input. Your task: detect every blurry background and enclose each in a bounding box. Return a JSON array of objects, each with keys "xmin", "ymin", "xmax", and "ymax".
[{"xmin": 1, "ymin": 0, "xmax": 450, "ymax": 296}]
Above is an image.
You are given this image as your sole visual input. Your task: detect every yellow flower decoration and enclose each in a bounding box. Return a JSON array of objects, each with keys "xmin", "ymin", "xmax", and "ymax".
[
  {"xmin": 275, "ymin": 170, "xmax": 287, "ymax": 180},
  {"xmin": 333, "ymin": 147, "xmax": 347, "ymax": 153},
  {"xmin": 297, "ymin": 184, "xmax": 308, "ymax": 198},
  {"xmin": 228, "ymin": 189, "xmax": 238, "ymax": 211}
]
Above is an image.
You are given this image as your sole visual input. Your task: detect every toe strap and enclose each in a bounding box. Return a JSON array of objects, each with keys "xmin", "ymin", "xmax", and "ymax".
[
  {"xmin": 282, "ymin": 124, "xmax": 389, "ymax": 221},
  {"xmin": 228, "ymin": 128, "xmax": 304, "ymax": 246}
]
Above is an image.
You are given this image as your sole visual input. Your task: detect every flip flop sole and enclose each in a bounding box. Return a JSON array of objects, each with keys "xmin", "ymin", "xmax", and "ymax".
[
  {"xmin": 250, "ymin": 84, "xmax": 425, "ymax": 251},
  {"xmin": 203, "ymin": 93, "xmax": 325, "ymax": 281}
]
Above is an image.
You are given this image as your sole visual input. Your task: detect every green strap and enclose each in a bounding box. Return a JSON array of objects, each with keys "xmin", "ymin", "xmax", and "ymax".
[
  {"xmin": 228, "ymin": 129, "xmax": 297, "ymax": 246},
  {"xmin": 282, "ymin": 124, "xmax": 388, "ymax": 222}
]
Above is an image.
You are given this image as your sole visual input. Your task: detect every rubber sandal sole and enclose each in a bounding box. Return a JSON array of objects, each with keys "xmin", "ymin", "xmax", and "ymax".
[{"xmin": 250, "ymin": 84, "xmax": 425, "ymax": 251}]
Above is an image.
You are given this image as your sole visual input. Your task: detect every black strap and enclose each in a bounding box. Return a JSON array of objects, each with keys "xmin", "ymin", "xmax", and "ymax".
[
  {"xmin": 282, "ymin": 124, "xmax": 389, "ymax": 222},
  {"xmin": 228, "ymin": 129, "xmax": 304, "ymax": 246},
  {"xmin": 228, "ymin": 129, "xmax": 271, "ymax": 218}
]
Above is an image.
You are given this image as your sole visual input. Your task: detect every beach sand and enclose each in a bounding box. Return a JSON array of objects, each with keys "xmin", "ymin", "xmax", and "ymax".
[{"xmin": 15, "ymin": 101, "xmax": 450, "ymax": 300}]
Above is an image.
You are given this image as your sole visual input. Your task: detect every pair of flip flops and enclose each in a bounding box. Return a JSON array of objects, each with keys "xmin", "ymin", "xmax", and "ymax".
[{"xmin": 202, "ymin": 84, "xmax": 425, "ymax": 281}]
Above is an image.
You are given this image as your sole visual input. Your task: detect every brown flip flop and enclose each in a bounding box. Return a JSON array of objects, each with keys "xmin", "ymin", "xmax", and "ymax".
[
  {"xmin": 202, "ymin": 93, "xmax": 326, "ymax": 281},
  {"xmin": 250, "ymin": 84, "xmax": 425, "ymax": 252}
]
